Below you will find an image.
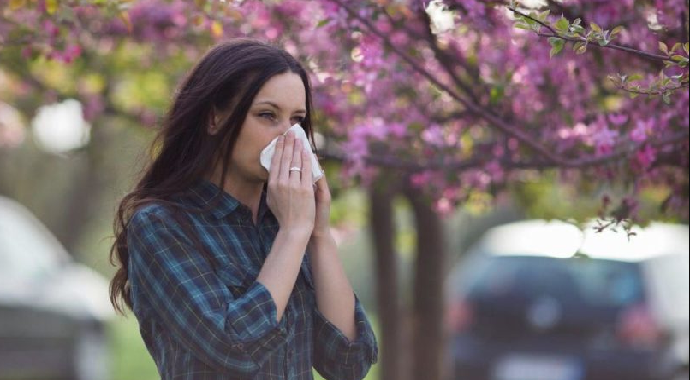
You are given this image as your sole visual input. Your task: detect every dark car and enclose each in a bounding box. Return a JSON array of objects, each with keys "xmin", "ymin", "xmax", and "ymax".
[
  {"xmin": 446, "ymin": 220, "xmax": 689, "ymax": 380},
  {"xmin": 0, "ymin": 195, "xmax": 113, "ymax": 380}
]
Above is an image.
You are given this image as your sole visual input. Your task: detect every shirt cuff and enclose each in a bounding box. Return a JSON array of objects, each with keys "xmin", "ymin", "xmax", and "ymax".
[
  {"xmin": 228, "ymin": 281, "xmax": 289, "ymax": 365},
  {"xmin": 313, "ymin": 295, "xmax": 378, "ymax": 368}
]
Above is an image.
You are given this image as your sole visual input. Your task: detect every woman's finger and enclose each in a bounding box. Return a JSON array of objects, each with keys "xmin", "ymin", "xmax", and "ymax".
[
  {"xmin": 289, "ymin": 139, "xmax": 302, "ymax": 185},
  {"xmin": 280, "ymin": 131, "xmax": 295, "ymax": 182}
]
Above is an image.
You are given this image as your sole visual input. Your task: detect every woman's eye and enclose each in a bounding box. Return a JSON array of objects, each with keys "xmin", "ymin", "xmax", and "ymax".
[
  {"xmin": 292, "ymin": 117, "xmax": 305, "ymax": 124},
  {"xmin": 259, "ymin": 113, "xmax": 276, "ymax": 121}
]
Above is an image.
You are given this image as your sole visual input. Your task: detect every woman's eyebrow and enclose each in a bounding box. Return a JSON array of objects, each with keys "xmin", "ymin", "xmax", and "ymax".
[{"xmin": 253, "ymin": 100, "xmax": 306, "ymax": 113}]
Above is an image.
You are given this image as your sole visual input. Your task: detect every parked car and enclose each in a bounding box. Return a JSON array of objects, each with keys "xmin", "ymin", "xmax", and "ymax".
[
  {"xmin": 446, "ymin": 219, "xmax": 689, "ymax": 380},
  {"xmin": 0, "ymin": 195, "xmax": 113, "ymax": 380}
]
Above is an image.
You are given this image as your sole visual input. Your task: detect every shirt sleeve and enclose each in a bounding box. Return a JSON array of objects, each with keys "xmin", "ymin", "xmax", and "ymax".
[
  {"xmin": 312, "ymin": 294, "xmax": 379, "ymax": 380},
  {"xmin": 127, "ymin": 205, "xmax": 288, "ymax": 377}
]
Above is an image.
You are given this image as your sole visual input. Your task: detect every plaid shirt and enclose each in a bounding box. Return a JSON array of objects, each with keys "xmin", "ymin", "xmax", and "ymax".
[{"xmin": 127, "ymin": 179, "xmax": 378, "ymax": 380}]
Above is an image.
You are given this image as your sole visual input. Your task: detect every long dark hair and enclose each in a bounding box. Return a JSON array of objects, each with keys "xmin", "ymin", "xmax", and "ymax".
[{"xmin": 110, "ymin": 38, "xmax": 316, "ymax": 314}]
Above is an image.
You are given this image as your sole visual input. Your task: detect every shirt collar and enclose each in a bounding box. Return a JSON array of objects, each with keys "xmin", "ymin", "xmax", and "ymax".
[
  {"xmin": 187, "ymin": 179, "xmax": 240, "ymax": 219},
  {"xmin": 187, "ymin": 179, "xmax": 271, "ymax": 222}
]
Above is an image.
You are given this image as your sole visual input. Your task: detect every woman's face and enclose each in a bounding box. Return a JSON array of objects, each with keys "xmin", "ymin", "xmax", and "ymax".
[{"xmin": 222, "ymin": 72, "xmax": 307, "ymax": 183}]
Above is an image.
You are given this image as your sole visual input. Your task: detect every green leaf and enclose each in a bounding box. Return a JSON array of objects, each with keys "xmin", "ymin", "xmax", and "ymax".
[
  {"xmin": 629, "ymin": 85, "xmax": 641, "ymax": 98},
  {"xmin": 672, "ymin": 42, "xmax": 682, "ymax": 53},
  {"xmin": 611, "ymin": 26, "xmax": 624, "ymax": 36},
  {"xmin": 591, "ymin": 22, "xmax": 602, "ymax": 33},
  {"xmin": 550, "ymin": 45, "xmax": 564, "ymax": 58},
  {"xmin": 571, "ymin": 24, "xmax": 585, "ymax": 34},
  {"xmin": 573, "ymin": 18, "xmax": 581, "ymax": 25},
  {"xmin": 662, "ymin": 93, "xmax": 671, "ymax": 104},
  {"xmin": 523, "ymin": 15, "xmax": 537, "ymax": 26},
  {"xmin": 549, "ymin": 38, "xmax": 564, "ymax": 58},
  {"xmin": 538, "ymin": 10, "xmax": 551, "ymax": 22},
  {"xmin": 490, "ymin": 86, "xmax": 504, "ymax": 104},
  {"xmin": 316, "ymin": 19, "xmax": 330, "ymax": 28},
  {"xmin": 515, "ymin": 23, "xmax": 532, "ymax": 30},
  {"xmin": 554, "ymin": 17, "xmax": 569, "ymax": 32},
  {"xmin": 684, "ymin": 43, "xmax": 689, "ymax": 55},
  {"xmin": 672, "ymin": 55, "xmax": 688, "ymax": 63},
  {"xmin": 576, "ymin": 44, "xmax": 587, "ymax": 54},
  {"xmin": 659, "ymin": 41, "xmax": 670, "ymax": 55},
  {"xmin": 628, "ymin": 73, "xmax": 644, "ymax": 82}
]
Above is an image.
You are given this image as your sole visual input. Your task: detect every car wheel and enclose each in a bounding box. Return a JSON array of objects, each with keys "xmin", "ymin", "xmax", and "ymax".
[{"xmin": 72, "ymin": 322, "xmax": 109, "ymax": 380}]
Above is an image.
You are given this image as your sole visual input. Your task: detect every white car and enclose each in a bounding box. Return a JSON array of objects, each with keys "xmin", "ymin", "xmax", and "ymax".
[{"xmin": 0, "ymin": 195, "xmax": 113, "ymax": 380}]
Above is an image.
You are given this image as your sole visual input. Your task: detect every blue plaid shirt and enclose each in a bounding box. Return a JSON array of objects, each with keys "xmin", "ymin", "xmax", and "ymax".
[{"xmin": 127, "ymin": 180, "xmax": 378, "ymax": 380}]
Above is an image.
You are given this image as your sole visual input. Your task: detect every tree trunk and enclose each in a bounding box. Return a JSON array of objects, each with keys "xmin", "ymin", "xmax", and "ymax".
[
  {"xmin": 53, "ymin": 121, "xmax": 110, "ymax": 253},
  {"xmin": 405, "ymin": 187, "xmax": 446, "ymax": 380},
  {"xmin": 53, "ymin": 157, "xmax": 96, "ymax": 252},
  {"xmin": 368, "ymin": 186, "xmax": 402, "ymax": 380}
]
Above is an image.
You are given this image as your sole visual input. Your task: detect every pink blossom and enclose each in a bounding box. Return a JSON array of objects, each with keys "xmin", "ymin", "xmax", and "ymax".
[
  {"xmin": 608, "ymin": 113, "xmax": 628, "ymax": 126},
  {"xmin": 635, "ymin": 145, "xmax": 657, "ymax": 170},
  {"xmin": 630, "ymin": 119, "xmax": 652, "ymax": 143}
]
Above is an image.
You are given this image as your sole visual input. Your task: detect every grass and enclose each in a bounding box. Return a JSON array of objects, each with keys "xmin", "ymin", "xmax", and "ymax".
[
  {"xmin": 109, "ymin": 313, "xmax": 380, "ymax": 380},
  {"xmin": 109, "ymin": 316, "xmax": 159, "ymax": 380}
]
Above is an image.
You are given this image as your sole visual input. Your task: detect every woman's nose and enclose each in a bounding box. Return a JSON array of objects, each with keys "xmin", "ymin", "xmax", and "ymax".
[{"xmin": 279, "ymin": 120, "xmax": 293, "ymax": 134}]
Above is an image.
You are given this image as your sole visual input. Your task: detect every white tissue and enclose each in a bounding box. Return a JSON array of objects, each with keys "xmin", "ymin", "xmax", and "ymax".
[{"xmin": 260, "ymin": 124, "xmax": 324, "ymax": 183}]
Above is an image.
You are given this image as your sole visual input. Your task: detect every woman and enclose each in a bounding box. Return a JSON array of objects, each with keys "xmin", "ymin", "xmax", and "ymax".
[{"xmin": 109, "ymin": 39, "xmax": 378, "ymax": 380}]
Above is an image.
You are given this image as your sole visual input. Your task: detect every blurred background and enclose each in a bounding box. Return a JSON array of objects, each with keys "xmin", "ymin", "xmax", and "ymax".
[{"xmin": 1, "ymin": 1, "xmax": 688, "ymax": 380}]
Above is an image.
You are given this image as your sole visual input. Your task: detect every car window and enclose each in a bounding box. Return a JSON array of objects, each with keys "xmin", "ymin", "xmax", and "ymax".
[
  {"xmin": 0, "ymin": 199, "xmax": 64, "ymax": 279},
  {"xmin": 466, "ymin": 256, "xmax": 644, "ymax": 308}
]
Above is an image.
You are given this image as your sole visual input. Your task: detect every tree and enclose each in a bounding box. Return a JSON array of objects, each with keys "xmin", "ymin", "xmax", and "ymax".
[{"xmin": 1, "ymin": 1, "xmax": 688, "ymax": 380}]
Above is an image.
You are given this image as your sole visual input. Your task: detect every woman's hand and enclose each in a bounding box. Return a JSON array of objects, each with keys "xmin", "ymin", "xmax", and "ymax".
[{"xmin": 266, "ymin": 131, "xmax": 315, "ymax": 238}]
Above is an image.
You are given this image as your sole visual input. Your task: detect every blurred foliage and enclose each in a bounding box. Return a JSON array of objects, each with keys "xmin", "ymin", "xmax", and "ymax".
[{"xmin": 510, "ymin": 171, "xmax": 687, "ymax": 227}]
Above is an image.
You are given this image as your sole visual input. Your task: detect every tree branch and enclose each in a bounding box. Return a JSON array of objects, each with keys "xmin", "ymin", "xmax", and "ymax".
[
  {"xmin": 511, "ymin": 7, "xmax": 673, "ymax": 63},
  {"xmin": 417, "ymin": 6, "xmax": 482, "ymax": 104},
  {"xmin": 328, "ymin": 0, "xmax": 568, "ymax": 165},
  {"xmin": 320, "ymin": 130, "xmax": 689, "ymax": 171}
]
